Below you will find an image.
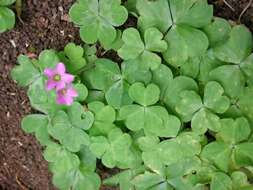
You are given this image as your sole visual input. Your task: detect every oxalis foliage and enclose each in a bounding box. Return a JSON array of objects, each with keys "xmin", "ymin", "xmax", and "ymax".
[
  {"xmin": 11, "ymin": 0, "xmax": 253, "ymax": 189},
  {"xmin": 0, "ymin": 0, "xmax": 16, "ymax": 32}
]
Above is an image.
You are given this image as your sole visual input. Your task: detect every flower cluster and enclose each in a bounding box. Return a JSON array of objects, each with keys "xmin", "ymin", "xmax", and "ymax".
[{"xmin": 44, "ymin": 63, "xmax": 78, "ymax": 105}]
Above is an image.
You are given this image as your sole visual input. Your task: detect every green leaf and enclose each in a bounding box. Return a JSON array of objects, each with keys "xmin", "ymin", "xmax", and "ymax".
[
  {"xmin": 63, "ymin": 43, "xmax": 87, "ymax": 73},
  {"xmin": 203, "ymin": 17, "xmax": 231, "ymax": 47},
  {"xmin": 28, "ymin": 77, "xmax": 63, "ymax": 115},
  {"xmin": 0, "ymin": 7, "xmax": 15, "ymax": 33},
  {"xmin": 204, "ymin": 81, "xmax": 230, "ymax": 114},
  {"xmin": 241, "ymin": 53, "xmax": 253, "ymax": 85},
  {"xmin": 69, "ymin": 0, "xmax": 128, "ymax": 46},
  {"xmin": 136, "ymin": 0, "xmax": 172, "ymax": 33},
  {"xmin": 231, "ymin": 171, "xmax": 250, "ymax": 189},
  {"xmin": 164, "ymin": 76, "xmax": 199, "ymax": 111},
  {"xmin": 137, "ymin": 136, "xmax": 159, "ymax": 152},
  {"xmin": 175, "ymin": 90, "xmax": 203, "ymax": 122},
  {"xmin": 213, "ymin": 25, "xmax": 253, "ymax": 64},
  {"xmin": 122, "ymin": 60, "xmax": 152, "ymax": 85},
  {"xmin": 217, "ymin": 117, "xmax": 251, "ymax": 144},
  {"xmin": 129, "ymin": 82, "xmax": 160, "ymax": 106},
  {"xmin": 132, "ymin": 171, "xmax": 165, "ymax": 190},
  {"xmin": 62, "ymin": 127, "xmax": 90, "ymax": 152},
  {"xmin": 67, "ymin": 102, "xmax": 94, "ymax": 130},
  {"xmin": 38, "ymin": 50, "xmax": 60, "ymax": 70},
  {"xmin": 83, "ymin": 58, "xmax": 120, "ymax": 91},
  {"xmin": 118, "ymin": 28, "xmax": 145, "ymax": 60},
  {"xmin": 105, "ymin": 79, "xmax": 133, "ymax": 109},
  {"xmin": 163, "ymin": 25, "xmax": 209, "ymax": 66},
  {"xmin": 0, "ymin": 0, "xmax": 16, "ymax": 6},
  {"xmin": 152, "ymin": 64, "xmax": 173, "ymax": 99},
  {"xmin": 118, "ymin": 27, "xmax": 166, "ymax": 70},
  {"xmin": 234, "ymin": 143, "xmax": 253, "ymax": 167},
  {"xmin": 11, "ymin": 55, "xmax": 40, "ymax": 87},
  {"xmin": 210, "ymin": 172, "xmax": 232, "ymax": 190},
  {"xmin": 238, "ymin": 87, "xmax": 253, "ymax": 123},
  {"xmin": 74, "ymin": 83, "xmax": 88, "ymax": 102},
  {"xmin": 88, "ymin": 101, "xmax": 116, "ymax": 136},
  {"xmin": 201, "ymin": 142, "xmax": 231, "ymax": 172},
  {"xmin": 78, "ymin": 146, "xmax": 97, "ymax": 172},
  {"xmin": 192, "ymin": 108, "xmax": 221, "ymax": 134},
  {"xmin": 180, "ymin": 57, "xmax": 200, "ymax": 79},
  {"xmin": 21, "ymin": 114, "xmax": 48, "ymax": 133},
  {"xmin": 169, "ymin": 0, "xmax": 213, "ymax": 28},
  {"xmin": 144, "ymin": 27, "xmax": 167, "ymax": 52},
  {"xmin": 90, "ymin": 129, "xmax": 135, "ymax": 169},
  {"xmin": 209, "ymin": 65, "xmax": 245, "ymax": 99}
]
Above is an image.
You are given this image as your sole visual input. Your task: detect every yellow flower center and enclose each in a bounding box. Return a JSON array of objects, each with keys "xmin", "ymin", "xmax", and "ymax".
[{"xmin": 53, "ymin": 74, "xmax": 61, "ymax": 81}]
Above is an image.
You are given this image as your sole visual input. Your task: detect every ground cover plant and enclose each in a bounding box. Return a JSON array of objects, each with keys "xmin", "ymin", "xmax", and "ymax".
[
  {"xmin": 0, "ymin": 0, "xmax": 16, "ymax": 32},
  {"xmin": 10, "ymin": 0, "xmax": 253, "ymax": 189}
]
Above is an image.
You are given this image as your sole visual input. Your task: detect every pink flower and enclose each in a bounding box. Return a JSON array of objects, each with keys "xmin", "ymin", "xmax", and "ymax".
[
  {"xmin": 44, "ymin": 63, "xmax": 74, "ymax": 91},
  {"xmin": 56, "ymin": 86, "xmax": 78, "ymax": 105}
]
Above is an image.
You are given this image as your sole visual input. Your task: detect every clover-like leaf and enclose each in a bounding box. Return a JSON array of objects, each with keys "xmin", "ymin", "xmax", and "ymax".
[
  {"xmin": 240, "ymin": 53, "xmax": 253, "ymax": 85},
  {"xmin": 38, "ymin": 49, "xmax": 60, "ymax": 70},
  {"xmin": 21, "ymin": 114, "xmax": 50, "ymax": 146},
  {"xmin": 118, "ymin": 27, "xmax": 167, "ymax": 70},
  {"xmin": 234, "ymin": 142, "xmax": 253, "ymax": 167},
  {"xmin": 90, "ymin": 128, "xmax": 136, "ymax": 169},
  {"xmin": 231, "ymin": 171, "xmax": 251, "ymax": 189},
  {"xmin": 217, "ymin": 117, "xmax": 251, "ymax": 145},
  {"xmin": 74, "ymin": 83, "xmax": 88, "ymax": 102},
  {"xmin": 152, "ymin": 64, "xmax": 173, "ymax": 99},
  {"xmin": 210, "ymin": 172, "xmax": 232, "ymax": 190},
  {"xmin": 11, "ymin": 55, "xmax": 40, "ymax": 87},
  {"xmin": 128, "ymin": 82, "xmax": 160, "ymax": 106},
  {"xmin": 209, "ymin": 65, "xmax": 246, "ymax": 99},
  {"xmin": 69, "ymin": 0, "xmax": 128, "ymax": 46},
  {"xmin": 0, "ymin": 7, "xmax": 15, "ymax": 33},
  {"xmin": 0, "ymin": 0, "xmax": 16, "ymax": 6},
  {"xmin": 62, "ymin": 43, "xmax": 87, "ymax": 73},
  {"xmin": 67, "ymin": 102, "xmax": 94, "ymax": 130},
  {"xmin": 192, "ymin": 108, "xmax": 221, "ymax": 135},
  {"xmin": 88, "ymin": 101, "xmax": 116, "ymax": 135},
  {"xmin": 203, "ymin": 17, "xmax": 231, "ymax": 47},
  {"xmin": 201, "ymin": 142, "xmax": 232, "ymax": 172},
  {"xmin": 238, "ymin": 87, "xmax": 253, "ymax": 123},
  {"xmin": 213, "ymin": 25, "xmax": 253, "ymax": 64},
  {"xmin": 204, "ymin": 81, "xmax": 230, "ymax": 114},
  {"xmin": 175, "ymin": 90, "xmax": 203, "ymax": 122},
  {"xmin": 163, "ymin": 76, "xmax": 199, "ymax": 112},
  {"xmin": 163, "ymin": 25, "xmax": 209, "ymax": 66}
]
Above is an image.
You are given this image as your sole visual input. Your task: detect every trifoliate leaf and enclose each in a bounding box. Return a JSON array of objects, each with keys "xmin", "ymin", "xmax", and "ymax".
[
  {"xmin": 128, "ymin": 82, "xmax": 160, "ymax": 106},
  {"xmin": 69, "ymin": 0, "xmax": 128, "ymax": 46},
  {"xmin": 209, "ymin": 65, "xmax": 246, "ymax": 99},
  {"xmin": 192, "ymin": 108, "xmax": 221, "ymax": 135},
  {"xmin": 11, "ymin": 55, "xmax": 40, "ymax": 87},
  {"xmin": 217, "ymin": 117, "xmax": 251, "ymax": 144},
  {"xmin": 74, "ymin": 83, "xmax": 88, "ymax": 102},
  {"xmin": 63, "ymin": 43, "xmax": 87, "ymax": 73},
  {"xmin": 234, "ymin": 142, "xmax": 253, "ymax": 167},
  {"xmin": 201, "ymin": 142, "xmax": 232, "ymax": 172},
  {"xmin": 38, "ymin": 49, "xmax": 60, "ymax": 70},
  {"xmin": 213, "ymin": 25, "xmax": 253, "ymax": 64},
  {"xmin": 204, "ymin": 81, "xmax": 230, "ymax": 114},
  {"xmin": 21, "ymin": 114, "xmax": 48, "ymax": 133}
]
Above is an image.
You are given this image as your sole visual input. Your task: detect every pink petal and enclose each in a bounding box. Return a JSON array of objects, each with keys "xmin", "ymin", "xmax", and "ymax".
[
  {"xmin": 64, "ymin": 96, "xmax": 74, "ymax": 105},
  {"xmin": 55, "ymin": 81, "xmax": 66, "ymax": 91},
  {"xmin": 44, "ymin": 68, "xmax": 55, "ymax": 78},
  {"xmin": 55, "ymin": 63, "xmax": 66, "ymax": 75},
  {"xmin": 46, "ymin": 80, "xmax": 56, "ymax": 91},
  {"xmin": 67, "ymin": 87, "xmax": 78, "ymax": 97},
  {"xmin": 56, "ymin": 94, "xmax": 66, "ymax": 105},
  {"xmin": 62, "ymin": 73, "xmax": 74, "ymax": 84}
]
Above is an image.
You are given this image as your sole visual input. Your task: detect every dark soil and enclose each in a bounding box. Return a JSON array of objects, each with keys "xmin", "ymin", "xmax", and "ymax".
[{"xmin": 0, "ymin": 0, "xmax": 252, "ymax": 190}]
